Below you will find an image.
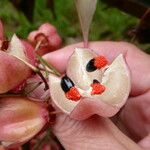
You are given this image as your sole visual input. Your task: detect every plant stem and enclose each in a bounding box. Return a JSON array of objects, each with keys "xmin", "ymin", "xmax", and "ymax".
[
  {"xmin": 37, "ymin": 71, "xmax": 49, "ymax": 90},
  {"xmin": 35, "ymin": 40, "xmax": 42, "ymax": 52},
  {"xmin": 25, "ymin": 82, "xmax": 42, "ymax": 95},
  {"xmin": 37, "ymin": 55, "xmax": 61, "ymax": 77},
  {"xmin": 33, "ymin": 128, "xmax": 51, "ymax": 150}
]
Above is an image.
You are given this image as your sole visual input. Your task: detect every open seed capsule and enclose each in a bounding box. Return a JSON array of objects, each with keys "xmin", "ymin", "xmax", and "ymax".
[{"xmin": 49, "ymin": 48, "xmax": 130, "ymax": 120}]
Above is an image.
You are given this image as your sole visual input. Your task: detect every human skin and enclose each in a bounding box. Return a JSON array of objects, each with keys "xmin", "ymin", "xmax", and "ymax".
[{"xmin": 44, "ymin": 42, "xmax": 150, "ymax": 150}]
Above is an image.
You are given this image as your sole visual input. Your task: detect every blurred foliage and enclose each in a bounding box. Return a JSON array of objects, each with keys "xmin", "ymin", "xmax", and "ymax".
[
  {"xmin": 138, "ymin": 0, "xmax": 150, "ymax": 6},
  {"xmin": 0, "ymin": 0, "xmax": 149, "ymax": 53}
]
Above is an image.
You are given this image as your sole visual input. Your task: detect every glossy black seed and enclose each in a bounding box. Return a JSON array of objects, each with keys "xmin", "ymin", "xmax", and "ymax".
[
  {"xmin": 86, "ymin": 59, "xmax": 97, "ymax": 72},
  {"xmin": 61, "ymin": 75, "xmax": 74, "ymax": 92},
  {"xmin": 93, "ymin": 79, "xmax": 100, "ymax": 83}
]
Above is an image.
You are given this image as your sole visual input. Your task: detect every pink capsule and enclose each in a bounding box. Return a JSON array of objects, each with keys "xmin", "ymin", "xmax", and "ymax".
[
  {"xmin": 28, "ymin": 23, "xmax": 62, "ymax": 55},
  {"xmin": 39, "ymin": 23, "xmax": 57, "ymax": 36},
  {"xmin": 0, "ymin": 97, "xmax": 49, "ymax": 148}
]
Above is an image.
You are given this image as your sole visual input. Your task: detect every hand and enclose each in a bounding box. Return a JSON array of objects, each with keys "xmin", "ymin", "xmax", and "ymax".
[{"xmin": 44, "ymin": 41, "xmax": 150, "ymax": 150}]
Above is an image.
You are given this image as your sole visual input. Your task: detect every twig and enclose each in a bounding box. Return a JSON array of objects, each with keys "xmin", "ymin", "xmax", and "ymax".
[
  {"xmin": 37, "ymin": 71, "xmax": 49, "ymax": 91},
  {"xmin": 37, "ymin": 55, "xmax": 61, "ymax": 77},
  {"xmin": 37, "ymin": 65, "xmax": 59, "ymax": 76},
  {"xmin": 33, "ymin": 128, "xmax": 51, "ymax": 150},
  {"xmin": 25, "ymin": 82, "xmax": 42, "ymax": 95},
  {"xmin": 35, "ymin": 40, "xmax": 42, "ymax": 52}
]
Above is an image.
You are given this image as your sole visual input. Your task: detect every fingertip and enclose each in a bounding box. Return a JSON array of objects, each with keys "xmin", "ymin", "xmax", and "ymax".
[
  {"xmin": 43, "ymin": 49, "xmax": 71, "ymax": 73},
  {"xmin": 43, "ymin": 43, "xmax": 83, "ymax": 73},
  {"xmin": 43, "ymin": 41, "xmax": 128, "ymax": 73}
]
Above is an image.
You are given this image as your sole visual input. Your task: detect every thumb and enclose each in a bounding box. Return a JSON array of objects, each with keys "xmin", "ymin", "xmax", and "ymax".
[{"xmin": 52, "ymin": 114, "xmax": 142, "ymax": 150}]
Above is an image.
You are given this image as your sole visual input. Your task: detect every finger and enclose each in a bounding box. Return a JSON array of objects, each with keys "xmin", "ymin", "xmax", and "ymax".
[
  {"xmin": 43, "ymin": 42, "xmax": 82, "ymax": 73},
  {"xmin": 120, "ymin": 90, "xmax": 150, "ymax": 141},
  {"xmin": 52, "ymin": 114, "xmax": 142, "ymax": 150},
  {"xmin": 44, "ymin": 41, "xmax": 150, "ymax": 96},
  {"xmin": 43, "ymin": 41, "xmax": 142, "ymax": 72},
  {"xmin": 43, "ymin": 41, "xmax": 127, "ymax": 73},
  {"xmin": 138, "ymin": 134, "xmax": 150, "ymax": 150},
  {"xmin": 0, "ymin": 145, "xmax": 4, "ymax": 150}
]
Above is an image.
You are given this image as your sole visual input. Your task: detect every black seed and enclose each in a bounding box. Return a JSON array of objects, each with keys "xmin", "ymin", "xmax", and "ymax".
[
  {"xmin": 61, "ymin": 75, "xmax": 74, "ymax": 92},
  {"xmin": 86, "ymin": 59, "xmax": 97, "ymax": 72},
  {"xmin": 93, "ymin": 79, "xmax": 100, "ymax": 83}
]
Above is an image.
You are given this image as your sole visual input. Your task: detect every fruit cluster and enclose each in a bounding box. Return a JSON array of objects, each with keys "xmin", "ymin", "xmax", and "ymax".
[{"xmin": 0, "ymin": 21, "xmax": 62, "ymax": 149}]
